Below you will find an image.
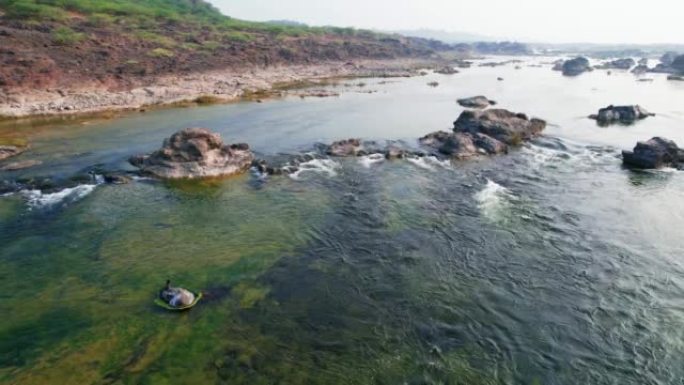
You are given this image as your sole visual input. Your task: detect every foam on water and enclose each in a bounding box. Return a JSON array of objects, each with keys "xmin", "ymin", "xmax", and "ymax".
[
  {"xmin": 289, "ymin": 158, "xmax": 340, "ymax": 180},
  {"xmin": 406, "ymin": 156, "xmax": 451, "ymax": 171},
  {"xmin": 358, "ymin": 153, "xmax": 385, "ymax": 168},
  {"xmin": 22, "ymin": 184, "xmax": 98, "ymax": 209},
  {"xmin": 475, "ymin": 179, "xmax": 513, "ymax": 219}
]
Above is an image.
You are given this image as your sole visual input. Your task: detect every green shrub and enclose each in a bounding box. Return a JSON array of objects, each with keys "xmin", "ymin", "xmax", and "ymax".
[
  {"xmin": 52, "ymin": 26, "xmax": 85, "ymax": 45},
  {"xmin": 135, "ymin": 31, "xmax": 176, "ymax": 48},
  {"xmin": 147, "ymin": 48, "xmax": 175, "ymax": 58}
]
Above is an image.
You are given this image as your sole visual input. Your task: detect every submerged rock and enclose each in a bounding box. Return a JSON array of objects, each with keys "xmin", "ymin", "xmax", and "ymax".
[
  {"xmin": 457, "ymin": 96, "xmax": 497, "ymax": 109},
  {"xmin": 129, "ymin": 128, "xmax": 254, "ymax": 179},
  {"xmin": 326, "ymin": 138, "xmax": 362, "ymax": 157},
  {"xmin": 622, "ymin": 137, "xmax": 684, "ymax": 169},
  {"xmin": 0, "ymin": 159, "xmax": 42, "ymax": 171},
  {"xmin": 0, "ymin": 145, "xmax": 26, "ymax": 161},
  {"xmin": 589, "ymin": 105, "xmax": 654, "ymax": 124},
  {"xmin": 562, "ymin": 57, "xmax": 592, "ymax": 76},
  {"xmin": 420, "ymin": 109, "xmax": 545, "ymax": 159}
]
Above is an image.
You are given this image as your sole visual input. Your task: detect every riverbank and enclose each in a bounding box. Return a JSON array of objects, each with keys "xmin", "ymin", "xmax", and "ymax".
[{"xmin": 0, "ymin": 57, "xmax": 445, "ymax": 119}]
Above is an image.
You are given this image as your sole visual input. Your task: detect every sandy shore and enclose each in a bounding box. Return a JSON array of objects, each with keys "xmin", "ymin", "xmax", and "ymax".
[{"xmin": 0, "ymin": 58, "xmax": 440, "ymax": 119}]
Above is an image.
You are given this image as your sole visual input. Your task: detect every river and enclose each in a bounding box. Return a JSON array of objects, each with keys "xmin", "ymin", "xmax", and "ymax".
[{"xmin": 1, "ymin": 57, "xmax": 683, "ymax": 385}]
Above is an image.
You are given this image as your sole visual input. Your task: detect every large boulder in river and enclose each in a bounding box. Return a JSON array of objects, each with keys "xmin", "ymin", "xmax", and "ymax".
[
  {"xmin": 457, "ymin": 96, "xmax": 496, "ymax": 109},
  {"xmin": 589, "ymin": 105, "xmax": 654, "ymax": 124},
  {"xmin": 562, "ymin": 57, "xmax": 592, "ymax": 76},
  {"xmin": 420, "ymin": 109, "xmax": 545, "ymax": 159},
  {"xmin": 453, "ymin": 109, "xmax": 546, "ymax": 145},
  {"xmin": 622, "ymin": 137, "xmax": 684, "ymax": 169},
  {"xmin": 129, "ymin": 128, "xmax": 254, "ymax": 179},
  {"xmin": 0, "ymin": 145, "xmax": 26, "ymax": 162}
]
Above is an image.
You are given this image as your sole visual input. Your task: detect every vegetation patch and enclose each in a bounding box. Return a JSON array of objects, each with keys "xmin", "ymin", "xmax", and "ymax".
[
  {"xmin": 147, "ymin": 48, "xmax": 174, "ymax": 58},
  {"xmin": 52, "ymin": 26, "xmax": 85, "ymax": 45}
]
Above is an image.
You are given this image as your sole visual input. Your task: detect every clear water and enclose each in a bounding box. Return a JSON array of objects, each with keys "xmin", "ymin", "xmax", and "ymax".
[{"xmin": 1, "ymin": 57, "xmax": 684, "ymax": 385}]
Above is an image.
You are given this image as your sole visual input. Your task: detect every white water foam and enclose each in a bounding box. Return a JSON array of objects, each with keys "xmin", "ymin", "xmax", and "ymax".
[
  {"xmin": 289, "ymin": 158, "xmax": 340, "ymax": 180},
  {"xmin": 474, "ymin": 179, "xmax": 513, "ymax": 219},
  {"xmin": 22, "ymin": 184, "xmax": 98, "ymax": 209},
  {"xmin": 406, "ymin": 156, "xmax": 451, "ymax": 171},
  {"xmin": 358, "ymin": 153, "xmax": 385, "ymax": 168}
]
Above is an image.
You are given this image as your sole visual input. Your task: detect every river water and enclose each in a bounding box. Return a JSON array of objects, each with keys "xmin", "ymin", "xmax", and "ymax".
[{"xmin": 1, "ymin": 57, "xmax": 683, "ymax": 385}]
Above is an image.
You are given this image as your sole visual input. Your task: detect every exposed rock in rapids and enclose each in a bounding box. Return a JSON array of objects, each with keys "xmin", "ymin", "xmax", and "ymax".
[
  {"xmin": 326, "ymin": 138, "xmax": 362, "ymax": 157},
  {"xmin": 129, "ymin": 128, "xmax": 254, "ymax": 179},
  {"xmin": 103, "ymin": 172, "xmax": 132, "ymax": 184},
  {"xmin": 596, "ymin": 58, "xmax": 635, "ymax": 70},
  {"xmin": 0, "ymin": 145, "xmax": 26, "ymax": 161},
  {"xmin": 457, "ymin": 96, "xmax": 497, "ymax": 109},
  {"xmin": 384, "ymin": 146, "xmax": 408, "ymax": 159},
  {"xmin": 622, "ymin": 137, "xmax": 684, "ymax": 169},
  {"xmin": 589, "ymin": 105, "xmax": 654, "ymax": 125},
  {"xmin": 631, "ymin": 64, "xmax": 649, "ymax": 75},
  {"xmin": 434, "ymin": 66, "xmax": 459, "ymax": 75},
  {"xmin": 420, "ymin": 109, "xmax": 545, "ymax": 159},
  {"xmin": 453, "ymin": 109, "xmax": 547, "ymax": 145},
  {"xmin": 562, "ymin": 57, "xmax": 592, "ymax": 76}
]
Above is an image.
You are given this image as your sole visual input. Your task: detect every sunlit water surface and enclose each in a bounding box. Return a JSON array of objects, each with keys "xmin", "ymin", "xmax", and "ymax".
[{"xmin": 1, "ymin": 57, "xmax": 683, "ymax": 385}]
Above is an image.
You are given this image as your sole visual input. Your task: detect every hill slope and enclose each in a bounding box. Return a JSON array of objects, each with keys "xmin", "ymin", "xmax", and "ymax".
[{"xmin": 0, "ymin": 0, "xmax": 447, "ymax": 90}]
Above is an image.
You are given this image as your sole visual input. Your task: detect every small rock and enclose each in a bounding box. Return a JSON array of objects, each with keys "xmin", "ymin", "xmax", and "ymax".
[
  {"xmin": 589, "ymin": 105, "xmax": 654, "ymax": 125},
  {"xmin": 326, "ymin": 138, "xmax": 362, "ymax": 157},
  {"xmin": 457, "ymin": 96, "xmax": 497, "ymax": 109}
]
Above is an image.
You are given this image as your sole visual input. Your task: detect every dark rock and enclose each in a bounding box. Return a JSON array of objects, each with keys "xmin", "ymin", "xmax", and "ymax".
[
  {"xmin": 562, "ymin": 57, "xmax": 592, "ymax": 76},
  {"xmin": 660, "ymin": 52, "xmax": 679, "ymax": 66},
  {"xmin": 472, "ymin": 133, "xmax": 508, "ymax": 154},
  {"xmin": 622, "ymin": 137, "xmax": 683, "ymax": 169},
  {"xmin": 670, "ymin": 55, "xmax": 684, "ymax": 73},
  {"xmin": 385, "ymin": 146, "xmax": 407, "ymax": 159},
  {"xmin": 326, "ymin": 138, "xmax": 362, "ymax": 157},
  {"xmin": 453, "ymin": 108, "xmax": 546, "ymax": 145},
  {"xmin": 427, "ymin": 81, "xmax": 439, "ymax": 87},
  {"xmin": 497, "ymin": 77, "xmax": 504, "ymax": 81},
  {"xmin": 0, "ymin": 145, "xmax": 26, "ymax": 161},
  {"xmin": 667, "ymin": 75, "xmax": 684, "ymax": 81},
  {"xmin": 129, "ymin": 128, "xmax": 254, "ymax": 179},
  {"xmin": 457, "ymin": 96, "xmax": 497, "ymax": 109},
  {"xmin": 103, "ymin": 173, "xmax": 132, "ymax": 184},
  {"xmin": 589, "ymin": 105, "xmax": 654, "ymax": 124}
]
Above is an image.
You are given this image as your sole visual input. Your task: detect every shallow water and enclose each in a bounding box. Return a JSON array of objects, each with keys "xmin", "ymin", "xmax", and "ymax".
[{"xmin": 1, "ymin": 57, "xmax": 684, "ymax": 385}]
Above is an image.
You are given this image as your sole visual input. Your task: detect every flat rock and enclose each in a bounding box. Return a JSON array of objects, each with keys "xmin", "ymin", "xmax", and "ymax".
[
  {"xmin": 0, "ymin": 159, "xmax": 42, "ymax": 171},
  {"xmin": 457, "ymin": 96, "xmax": 497, "ymax": 109},
  {"xmin": 622, "ymin": 137, "xmax": 684, "ymax": 169},
  {"xmin": 453, "ymin": 108, "xmax": 546, "ymax": 145},
  {"xmin": 129, "ymin": 128, "xmax": 254, "ymax": 179}
]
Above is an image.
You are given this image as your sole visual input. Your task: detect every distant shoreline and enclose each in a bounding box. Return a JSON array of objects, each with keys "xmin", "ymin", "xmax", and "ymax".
[{"xmin": 0, "ymin": 58, "xmax": 444, "ymax": 120}]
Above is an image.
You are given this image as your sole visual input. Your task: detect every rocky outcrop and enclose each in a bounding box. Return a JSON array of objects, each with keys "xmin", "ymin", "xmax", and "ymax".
[
  {"xmin": 0, "ymin": 159, "xmax": 42, "ymax": 171},
  {"xmin": 622, "ymin": 137, "xmax": 684, "ymax": 169},
  {"xmin": 596, "ymin": 58, "xmax": 635, "ymax": 70},
  {"xmin": 0, "ymin": 145, "xmax": 26, "ymax": 162},
  {"xmin": 589, "ymin": 105, "xmax": 654, "ymax": 124},
  {"xmin": 562, "ymin": 57, "xmax": 592, "ymax": 76},
  {"xmin": 457, "ymin": 96, "xmax": 496, "ymax": 109},
  {"xmin": 631, "ymin": 65, "xmax": 649, "ymax": 75},
  {"xmin": 129, "ymin": 128, "xmax": 254, "ymax": 179},
  {"xmin": 326, "ymin": 138, "xmax": 363, "ymax": 157},
  {"xmin": 420, "ymin": 109, "xmax": 546, "ymax": 159},
  {"xmin": 660, "ymin": 52, "xmax": 679, "ymax": 67}
]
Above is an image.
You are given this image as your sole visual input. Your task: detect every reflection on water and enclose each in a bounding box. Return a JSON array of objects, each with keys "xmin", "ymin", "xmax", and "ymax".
[{"xmin": 1, "ymin": 57, "xmax": 684, "ymax": 384}]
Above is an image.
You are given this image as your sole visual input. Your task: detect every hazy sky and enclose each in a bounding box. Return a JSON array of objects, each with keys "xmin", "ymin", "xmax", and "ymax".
[{"xmin": 212, "ymin": 0, "xmax": 682, "ymax": 44}]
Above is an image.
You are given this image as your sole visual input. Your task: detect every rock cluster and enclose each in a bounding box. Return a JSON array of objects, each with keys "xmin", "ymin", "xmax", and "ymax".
[
  {"xmin": 622, "ymin": 137, "xmax": 684, "ymax": 169},
  {"xmin": 419, "ymin": 109, "xmax": 546, "ymax": 159},
  {"xmin": 589, "ymin": 105, "xmax": 654, "ymax": 124},
  {"xmin": 129, "ymin": 128, "xmax": 254, "ymax": 179},
  {"xmin": 596, "ymin": 58, "xmax": 635, "ymax": 70},
  {"xmin": 434, "ymin": 66, "xmax": 459, "ymax": 75}
]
